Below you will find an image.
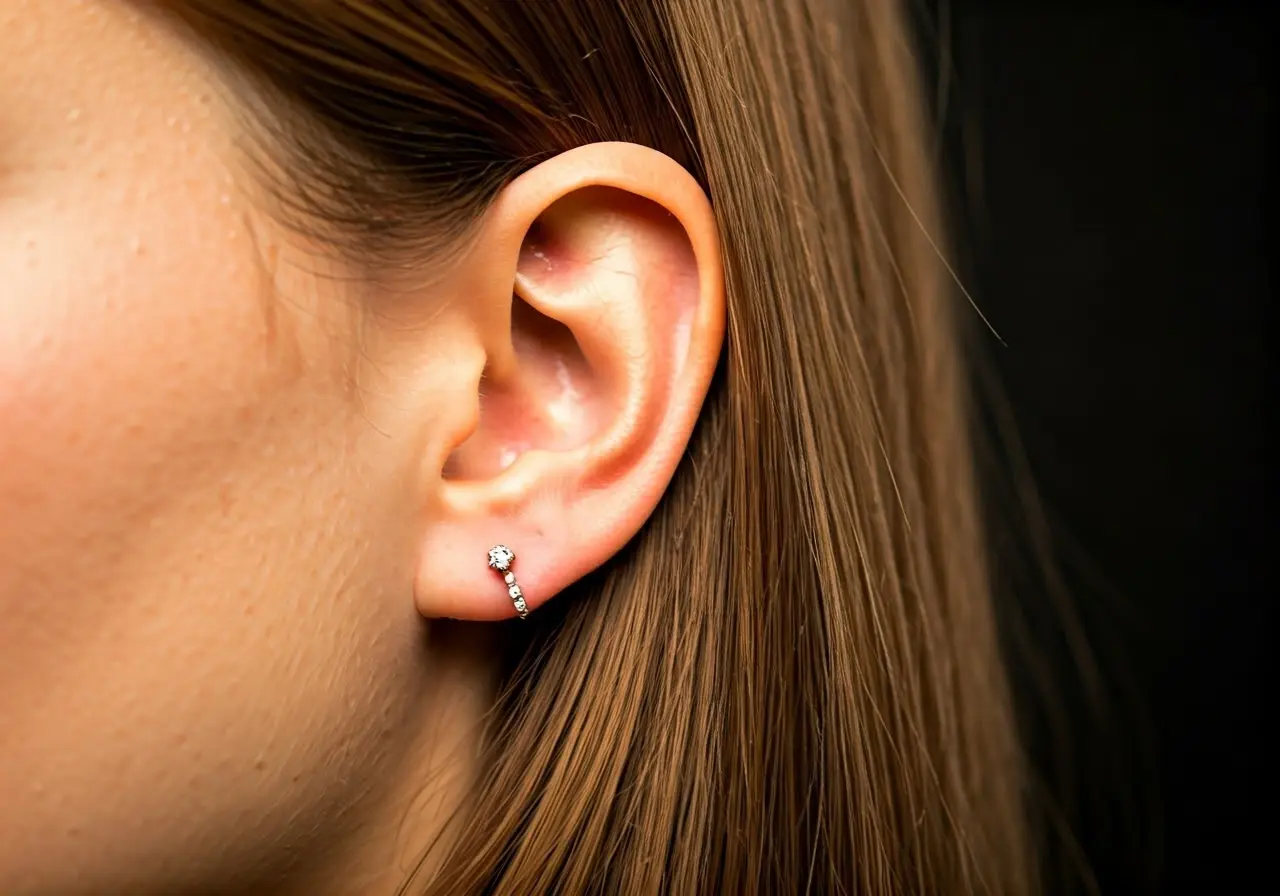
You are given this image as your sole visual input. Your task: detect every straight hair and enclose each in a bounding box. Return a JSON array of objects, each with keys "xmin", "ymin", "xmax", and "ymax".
[{"xmin": 161, "ymin": 1, "xmax": 1036, "ymax": 892}]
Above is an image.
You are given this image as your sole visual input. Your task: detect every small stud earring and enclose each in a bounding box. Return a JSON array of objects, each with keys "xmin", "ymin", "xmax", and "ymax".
[{"xmin": 487, "ymin": 544, "xmax": 527, "ymax": 619}]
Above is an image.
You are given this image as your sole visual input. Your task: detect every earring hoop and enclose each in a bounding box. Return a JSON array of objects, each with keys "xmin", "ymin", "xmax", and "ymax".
[{"xmin": 487, "ymin": 544, "xmax": 527, "ymax": 619}]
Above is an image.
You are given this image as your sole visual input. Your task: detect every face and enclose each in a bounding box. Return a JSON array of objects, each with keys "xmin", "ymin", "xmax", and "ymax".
[{"xmin": 0, "ymin": 2, "xmax": 464, "ymax": 892}]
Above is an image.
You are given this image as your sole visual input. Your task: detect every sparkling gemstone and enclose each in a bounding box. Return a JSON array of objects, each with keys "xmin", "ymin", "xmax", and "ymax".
[
  {"xmin": 508, "ymin": 584, "xmax": 523, "ymax": 600},
  {"xmin": 513, "ymin": 597, "xmax": 528, "ymax": 616},
  {"xmin": 504, "ymin": 572, "xmax": 516, "ymax": 585},
  {"xmin": 487, "ymin": 544, "xmax": 514, "ymax": 572}
]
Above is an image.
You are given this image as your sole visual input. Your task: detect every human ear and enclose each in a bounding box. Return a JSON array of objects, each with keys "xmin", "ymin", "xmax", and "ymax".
[{"xmin": 414, "ymin": 142, "xmax": 724, "ymax": 621}]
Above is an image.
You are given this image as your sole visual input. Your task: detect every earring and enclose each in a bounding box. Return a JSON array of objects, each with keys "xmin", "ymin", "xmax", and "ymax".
[{"xmin": 487, "ymin": 544, "xmax": 528, "ymax": 619}]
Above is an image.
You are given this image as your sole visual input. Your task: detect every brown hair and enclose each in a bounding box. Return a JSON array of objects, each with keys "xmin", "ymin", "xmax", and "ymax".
[{"xmin": 160, "ymin": 1, "xmax": 1034, "ymax": 892}]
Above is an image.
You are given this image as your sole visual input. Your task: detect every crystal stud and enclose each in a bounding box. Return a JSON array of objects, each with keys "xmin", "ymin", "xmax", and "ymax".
[{"xmin": 487, "ymin": 544, "xmax": 515, "ymax": 572}]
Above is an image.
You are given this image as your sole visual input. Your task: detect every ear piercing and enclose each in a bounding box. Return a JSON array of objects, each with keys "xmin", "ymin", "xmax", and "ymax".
[{"xmin": 487, "ymin": 544, "xmax": 527, "ymax": 619}]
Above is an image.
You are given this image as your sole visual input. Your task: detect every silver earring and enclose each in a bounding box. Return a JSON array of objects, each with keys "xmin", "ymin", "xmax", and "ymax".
[{"xmin": 487, "ymin": 544, "xmax": 527, "ymax": 619}]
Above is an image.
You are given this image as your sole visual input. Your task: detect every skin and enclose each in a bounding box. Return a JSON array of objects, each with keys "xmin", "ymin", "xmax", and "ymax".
[{"xmin": 0, "ymin": 2, "xmax": 723, "ymax": 894}]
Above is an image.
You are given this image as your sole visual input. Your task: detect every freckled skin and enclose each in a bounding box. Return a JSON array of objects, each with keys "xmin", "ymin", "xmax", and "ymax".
[
  {"xmin": 0, "ymin": 0, "xmax": 726, "ymax": 888},
  {"xmin": 0, "ymin": 3, "xmax": 473, "ymax": 893}
]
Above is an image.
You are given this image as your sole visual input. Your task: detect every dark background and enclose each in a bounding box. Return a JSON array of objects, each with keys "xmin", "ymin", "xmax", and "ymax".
[{"xmin": 918, "ymin": 3, "xmax": 1273, "ymax": 892}]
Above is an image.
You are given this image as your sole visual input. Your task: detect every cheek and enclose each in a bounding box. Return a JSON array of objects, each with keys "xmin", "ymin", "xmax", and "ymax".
[
  {"xmin": 0, "ymin": 5, "xmax": 429, "ymax": 890},
  {"xmin": 0, "ymin": 157, "xmax": 278, "ymax": 635},
  {"xmin": 0, "ymin": 153, "xmax": 417, "ymax": 889}
]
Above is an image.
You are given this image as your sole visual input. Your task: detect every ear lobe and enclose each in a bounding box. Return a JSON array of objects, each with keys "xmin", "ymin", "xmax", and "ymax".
[{"xmin": 415, "ymin": 143, "xmax": 723, "ymax": 622}]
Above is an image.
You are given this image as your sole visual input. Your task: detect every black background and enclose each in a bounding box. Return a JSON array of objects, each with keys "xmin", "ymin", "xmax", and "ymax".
[{"xmin": 920, "ymin": 3, "xmax": 1273, "ymax": 892}]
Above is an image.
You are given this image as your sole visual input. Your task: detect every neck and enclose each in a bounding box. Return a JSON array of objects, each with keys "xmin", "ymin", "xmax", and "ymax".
[{"xmin": 250, "ymin": 621, "xmax": 499, "ymax": 896}]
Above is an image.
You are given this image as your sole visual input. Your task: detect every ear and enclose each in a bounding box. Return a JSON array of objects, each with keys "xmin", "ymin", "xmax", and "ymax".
[{"xmin": 414, "ymin": 142, "xmax": 723, "ymax": 621}]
